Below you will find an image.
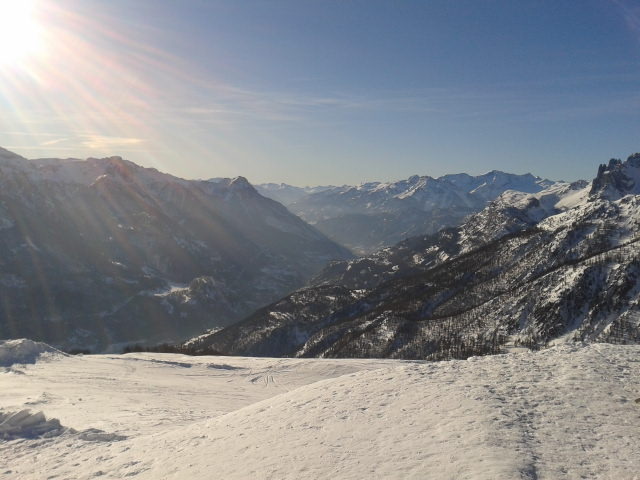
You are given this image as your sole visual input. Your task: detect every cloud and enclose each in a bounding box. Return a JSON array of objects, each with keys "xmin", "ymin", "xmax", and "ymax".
[
  {"xmin": 171, "ymin": 85, "xmax": 453, "ymax": 127},
  {"xmin": 79, "ymin": 135, "xmax": 145, "ymax": 150},
  {"xmin": 612, "ymin": 0, "xmax": 640, "ymax": 38},
  {"xmin": 40, "ymin": 137, "xmax": 68, "ymax": 146}
]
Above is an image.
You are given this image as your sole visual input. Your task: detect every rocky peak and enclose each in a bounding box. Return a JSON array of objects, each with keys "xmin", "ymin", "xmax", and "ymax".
[
  {"xmin": 590, "ymin": 155, "xmax": 640, "ymax": 199},
  {"xmin": 627, "ymin": 153, "xmax": 640, "ymax": 168},
  {"xmin": 223, "ymin": 176, "xmax": 259, "ymax": 198},
  {"xmin": 229, "ymin": 176, "xmax": 253, "ymax": 189},
  {"xmin": 202, "ymin": 176, "xmax": 260, "ymax": 202}
]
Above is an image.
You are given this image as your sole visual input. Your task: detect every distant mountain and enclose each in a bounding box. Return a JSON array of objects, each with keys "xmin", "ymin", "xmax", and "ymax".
[
  {"xmin": 254, "ymin": 183, "xmax": 334, "ymax": 206},
  {"xmin": 192, "ymin": 154, "xmax": 640, "ymax": 359},
  {"xmin": 0, "ymin": 148, "xmax": 351, "ymax": 351},
  {"xmin": 259, "ymin": 172, "xmax": 556, "ymax": 254}
]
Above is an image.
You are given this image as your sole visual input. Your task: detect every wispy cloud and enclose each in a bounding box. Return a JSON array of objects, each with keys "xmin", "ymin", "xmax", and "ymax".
[
  {"xmin": 174, "ymin": 81, "xmax": 640, "ymax": 129},
  {"xmin": 80, "ymin": 135, "xmax": 146, "ymax": 150},
  {"xmin": 612, "ymin": 0, "xmax": 640, "ymax": 35},
  {"xmin": 524, "ymin": 92, "xmax": 640, "ymax": 122},
  {"xmin": 40, "ymin": 137, "xmax": 68, "ymax": 146},
  {"xmin": 168, "ymin": 85, "xmax": 463, "ymax": 127},
  {"xmin": 0, "ymin": 131, "xmax": 63, "ymax": 137}
]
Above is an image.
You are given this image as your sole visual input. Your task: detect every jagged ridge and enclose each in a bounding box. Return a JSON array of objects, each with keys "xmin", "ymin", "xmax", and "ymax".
[
  {"xmin": 259, "ymin": 171, "xmax": 556, "ymax": 254},
  {"xmin": 193, "ymin": 154, "xmax": 640, "ymax": 359}
]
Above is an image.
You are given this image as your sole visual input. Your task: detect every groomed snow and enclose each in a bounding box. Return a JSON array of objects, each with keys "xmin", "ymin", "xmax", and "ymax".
[{"xmin": 1, "ymin": 342, "xmax": 639, "ymax": 479}]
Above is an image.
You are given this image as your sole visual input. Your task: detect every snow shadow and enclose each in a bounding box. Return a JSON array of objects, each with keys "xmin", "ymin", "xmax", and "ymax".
[{"xmin": 0, "ymin": 410, "xmax": 126, "ymax": 442}]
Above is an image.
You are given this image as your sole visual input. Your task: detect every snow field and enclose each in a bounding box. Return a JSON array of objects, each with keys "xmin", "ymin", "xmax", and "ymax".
[{"xmin": 1, "ymin": 343, "xmax": 639, "ymax": 479}]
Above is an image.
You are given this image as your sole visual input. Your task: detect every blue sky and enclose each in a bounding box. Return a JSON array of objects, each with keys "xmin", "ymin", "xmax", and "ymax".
[{"xmin": 1, "ymin": 0, "xmax": 639, "ymax": 185}]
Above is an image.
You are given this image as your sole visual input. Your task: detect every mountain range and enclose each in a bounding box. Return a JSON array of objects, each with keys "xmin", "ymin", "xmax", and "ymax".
[
  {"xmin": 254, "ymin": 183, "xmax": 334, "ymax": 206},
  {"xmin": 0, "ymin": 148, "xmax": 350, "ymax": 351},
  {"xmin": 3, "ymin": 145, "xmax": 639, "ymax": 358},
  {"xmin": 193, "ymin": 154, "xmax": 640, "ymax": 359},
  {"xmin": 258, "ymin": 172, "xmax": 556, "ymax": 254}
]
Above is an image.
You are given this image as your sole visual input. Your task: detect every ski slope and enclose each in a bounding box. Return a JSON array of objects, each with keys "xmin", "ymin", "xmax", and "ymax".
[{"xmin": 1, "ymin": 340, "xmax": 639, "ymax": 479}]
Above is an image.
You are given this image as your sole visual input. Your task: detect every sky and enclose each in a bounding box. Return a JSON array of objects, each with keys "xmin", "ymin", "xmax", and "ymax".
[{"xmin": 0, "ymin": 0, "xmax": 639, "ymax": 186}]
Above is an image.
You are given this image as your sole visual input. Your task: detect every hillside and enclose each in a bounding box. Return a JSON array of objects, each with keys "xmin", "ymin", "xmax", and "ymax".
[
  {"xmin": 0, "ymin": 148, "xmax": 351, "ymax": 351},
  {"xmin": 195, "ymin": 155, "xmax": 640, "ymax": 359}
]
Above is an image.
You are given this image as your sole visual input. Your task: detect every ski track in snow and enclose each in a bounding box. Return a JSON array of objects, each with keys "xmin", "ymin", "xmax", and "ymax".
[{"xmin": 1, "ymin": 344, "xmax": 639, "ymax": 479}]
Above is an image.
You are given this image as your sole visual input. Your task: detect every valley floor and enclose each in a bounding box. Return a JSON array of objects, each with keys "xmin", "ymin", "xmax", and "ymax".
[{"xmin": 1, "ymin": 342, "xmax": 639, "ymax": 479}]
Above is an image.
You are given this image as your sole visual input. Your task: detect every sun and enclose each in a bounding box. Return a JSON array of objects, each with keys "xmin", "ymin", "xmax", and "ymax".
[{"xmin": 0, "ymin": 0, "xmax": 43, "ymax": 66}]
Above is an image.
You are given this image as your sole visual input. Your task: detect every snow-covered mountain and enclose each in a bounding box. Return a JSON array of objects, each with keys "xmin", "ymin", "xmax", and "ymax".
[
  {"xmin": 0, "ymin": 148, "xmax": 351, "ymax": 351},
  {"xmin": 192, "ymin": 154, "xmax": 640, "ymax": 359},
  {"xmin": 590, "ymin": 155, "xmax": 640, "ymax": 199},
  {"xmin": 254, "ymin": 183, "xmax": 334, "ymax": 206},
  {"xmin": 259, "ymin": 172, "xmax": 556, "ymax": 254}
]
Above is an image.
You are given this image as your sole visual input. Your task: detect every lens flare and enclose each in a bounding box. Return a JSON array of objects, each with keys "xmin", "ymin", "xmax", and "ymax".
[{"xmin": 0, "ymin": 0, "xmax": 43, "ymax": 66}]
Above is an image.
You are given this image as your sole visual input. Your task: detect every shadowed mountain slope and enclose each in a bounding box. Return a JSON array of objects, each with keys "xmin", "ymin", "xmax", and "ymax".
[{"xmin": 0, "ymin": 148, "xmax": 351, "ymax": 351}]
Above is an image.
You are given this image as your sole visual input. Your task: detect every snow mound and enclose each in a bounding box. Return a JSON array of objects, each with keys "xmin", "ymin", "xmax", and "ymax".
[
  {"xmin": 0, "ymin": 410, "xmax": 67, "ymax": 440},
  {"xmin": 0, "ymin": 410, "xmax": 127, "ymax": 442},
  {"xmin": 0, "ymin": 339, "xmax": 65, "ymax": 367}
]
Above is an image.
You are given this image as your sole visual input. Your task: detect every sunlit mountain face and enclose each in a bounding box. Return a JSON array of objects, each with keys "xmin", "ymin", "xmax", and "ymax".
[
  {"xmin": 258, "ymin": 172, "xmax": 557, "ymax": 254},
  {"xmin": 194, "ymin": 155, "xmax": 640, "ymax": 359}
]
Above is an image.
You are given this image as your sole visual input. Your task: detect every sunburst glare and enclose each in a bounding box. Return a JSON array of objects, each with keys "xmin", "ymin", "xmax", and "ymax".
[{"xmin": 0, "ymin": 0, "xmax": 44, "ymax": 66}]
